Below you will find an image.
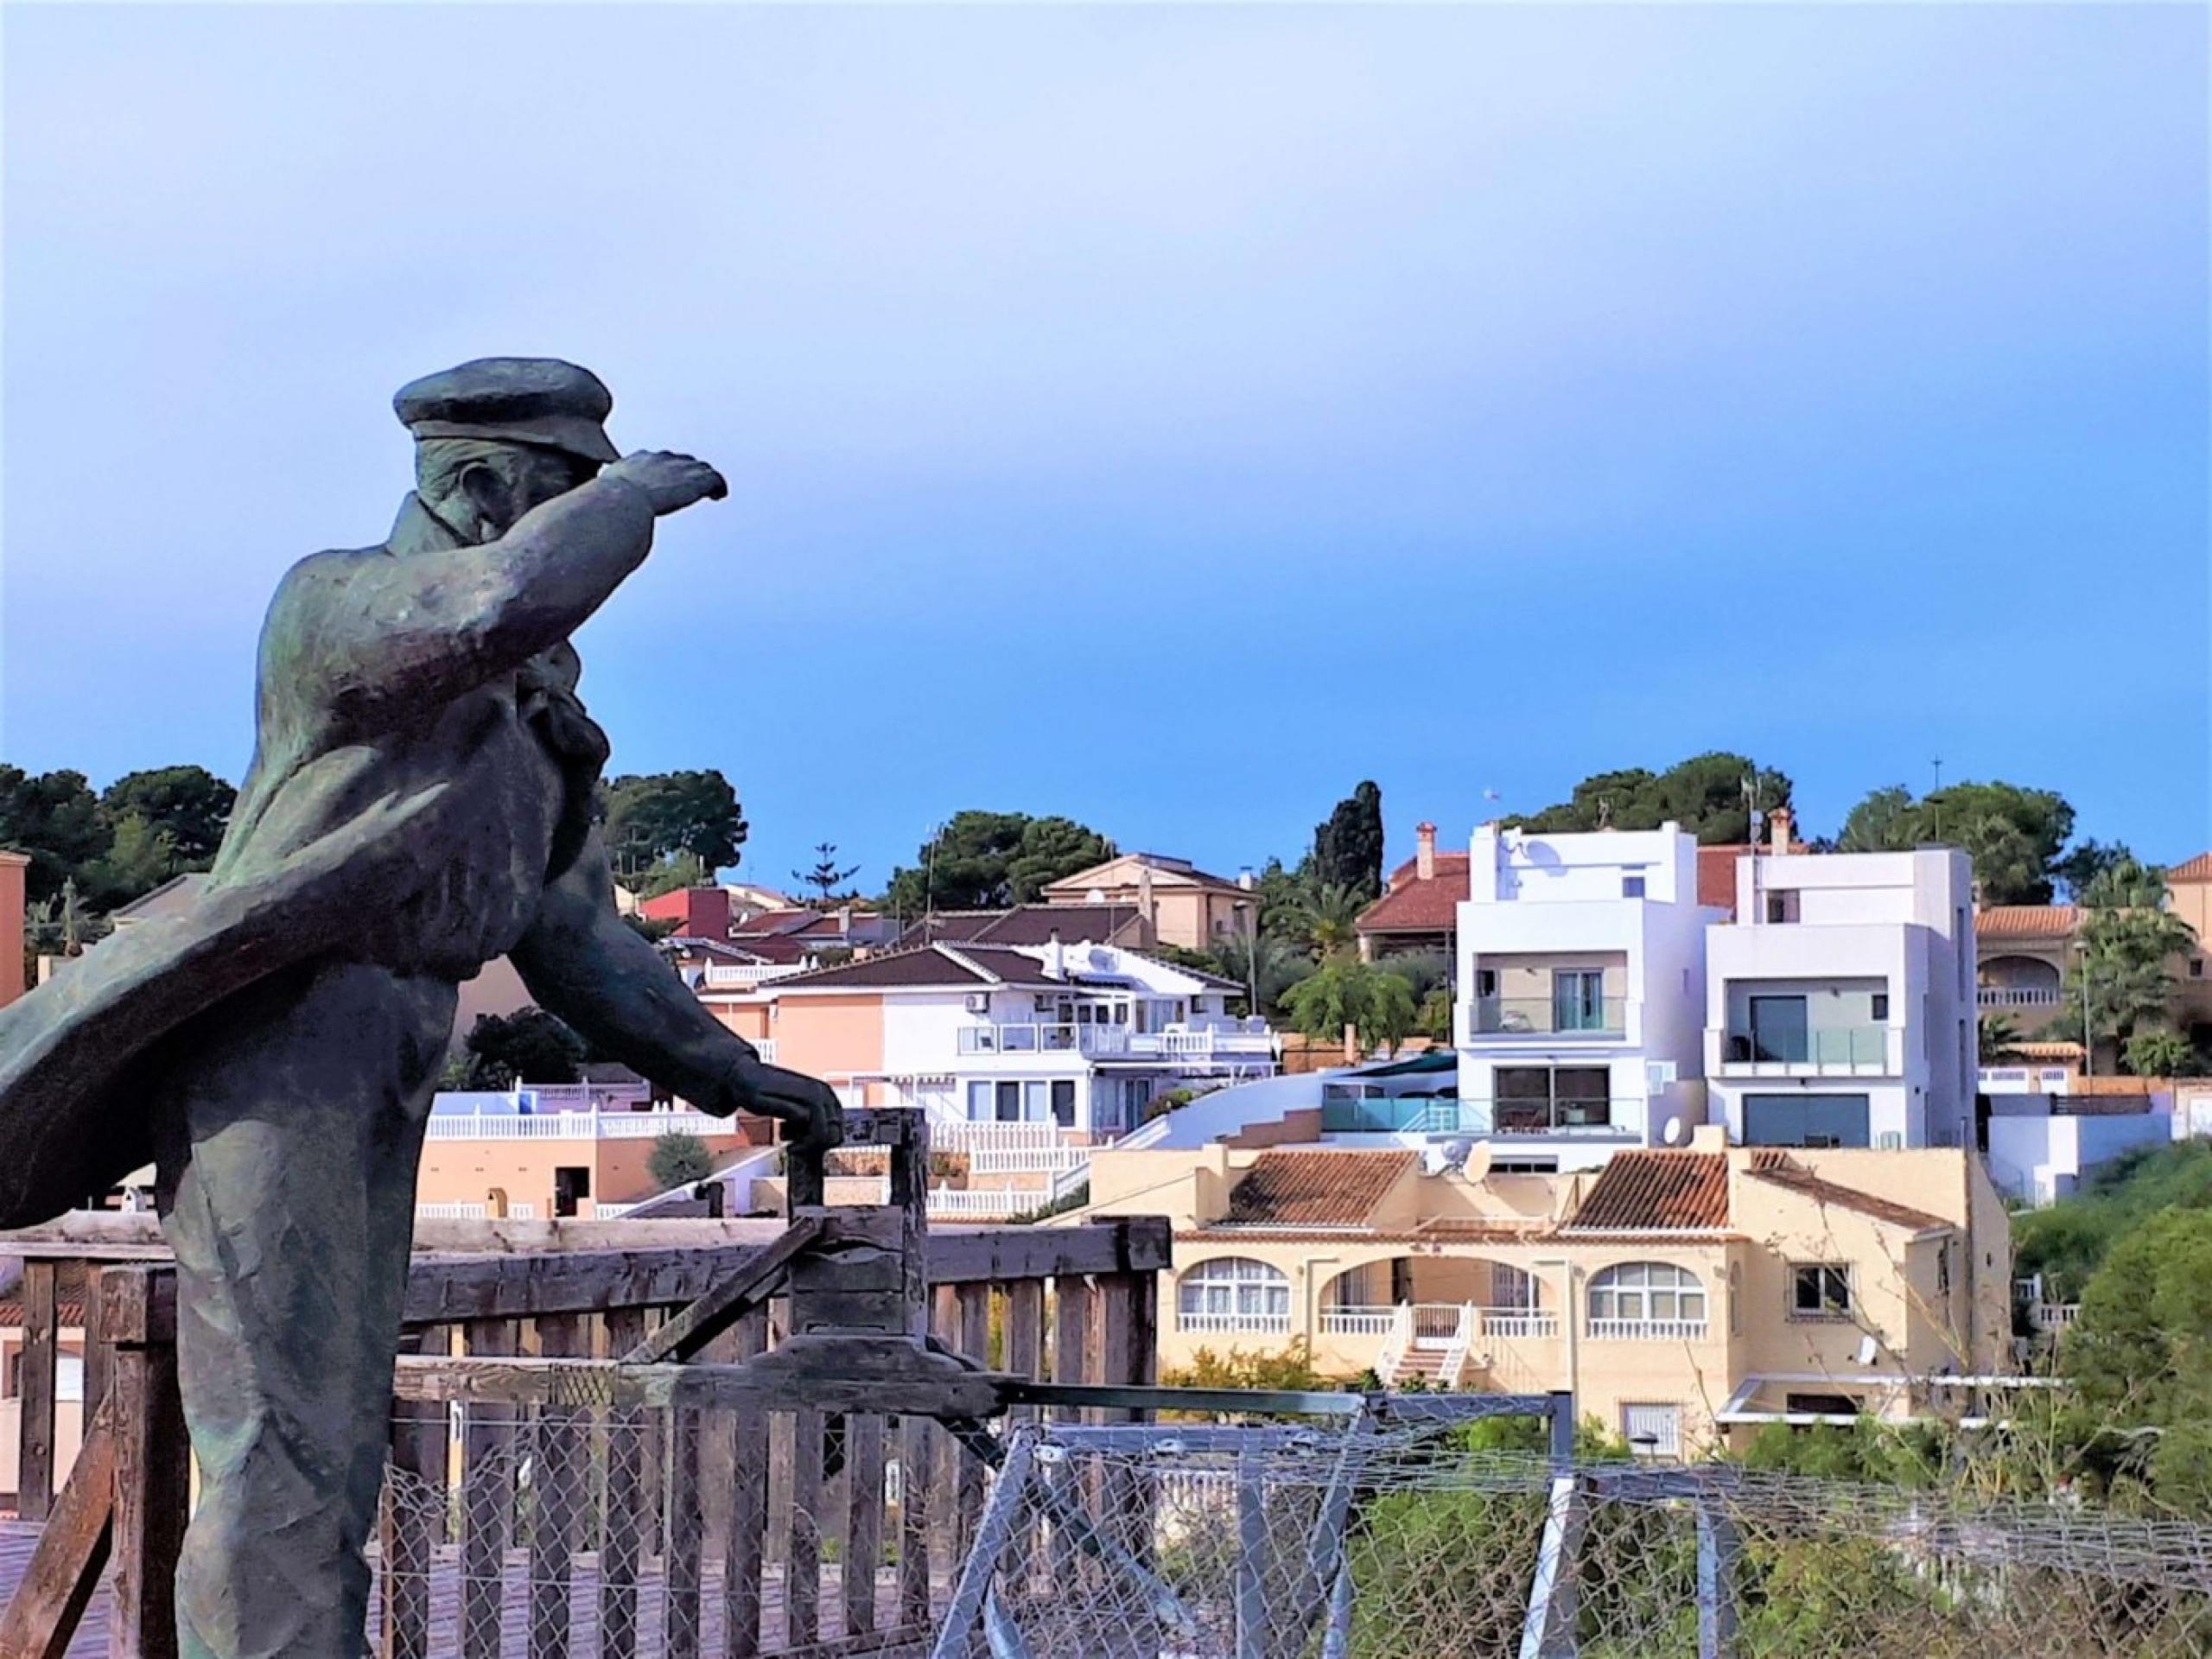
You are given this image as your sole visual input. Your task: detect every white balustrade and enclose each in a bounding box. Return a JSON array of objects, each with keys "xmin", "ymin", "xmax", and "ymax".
[
  {"xmin": 416, "ymin": 1201, "xmax": 486, "ymax": 1219},
  {"xmin": 423, "ymin": 1109, "xmax": 734, "ymax": 1141},
  {"xmin": 969, "ymin": 1145, "xmax": 1092, "ymax": 1176},
  {"xmin": 1586, "ymin": 1319, "xmax": 1709, "ymax": 1342},
  {"xmin": 1475, "ymin": 1309, "xmax": 1560, "ymax": 1340},
  {"xmin": 925, "ymin": 1187, "xmax": 1042, "ymax": 1218},
  {"xmin": 2032, "ymin": 1302, "xmax": 2082, "ymax": 1332},
  {"xmin": 1978, "ymin": 986, "xmax": 2063, "ymax": 1008},
  {"xmin": 925, "ymin": 1120, "xmax": 1078, "ymax": 1155},
  {"xmin": 1319, "ymin": 1305, "xmax": 1400, "ymax": 1338},
  {"xmin": 1175, "ymin": 1310, "xmax": 1294, "ymax": 1336}
]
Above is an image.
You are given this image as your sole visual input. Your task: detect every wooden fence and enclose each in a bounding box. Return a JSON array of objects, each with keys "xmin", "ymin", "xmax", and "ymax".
[{"xmin": 0, "ymin": 1212, "xmax": 1168, "ymax": 1659}]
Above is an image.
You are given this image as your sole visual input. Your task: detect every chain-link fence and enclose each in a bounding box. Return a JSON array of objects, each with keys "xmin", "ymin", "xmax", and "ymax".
[
  {"xmin": 937, "ymin": 1409, "xmax": 2212, "ymax": 1659},
  {"xmin": 369, "ymin": 1401, "xmax": 967, "ymax": 1657}
]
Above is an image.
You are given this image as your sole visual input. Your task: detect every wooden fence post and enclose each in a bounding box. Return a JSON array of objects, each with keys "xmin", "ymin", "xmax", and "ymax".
[
  {"xmin": 99, "ymin": 1265, "xmax": 186, "ymax": 1659},
  {"xmin": 16, "ymin": 1261, "xmax": 59, "ymax": 1525}
]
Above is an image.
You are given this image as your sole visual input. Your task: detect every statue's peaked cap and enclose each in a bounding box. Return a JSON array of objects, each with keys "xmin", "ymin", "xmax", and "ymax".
[{"xmin": 393, "ymin": 357, "xmax": 620, "ymax": 464}]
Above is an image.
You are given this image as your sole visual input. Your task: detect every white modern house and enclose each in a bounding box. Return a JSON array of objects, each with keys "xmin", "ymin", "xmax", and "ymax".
[
  {"xmin": 1412, "ymin": 823, "xmax": 1719, "ymax": 1172},
  {"xmin": 1704, "ymin": 849, "xmax": 1975, "ymax": 1151}
]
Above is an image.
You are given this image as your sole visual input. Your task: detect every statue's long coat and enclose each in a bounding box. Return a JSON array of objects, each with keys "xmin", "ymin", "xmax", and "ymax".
[{"xmin": 0, "ymin": 477, "xmax": 660, "ymax": 1226}]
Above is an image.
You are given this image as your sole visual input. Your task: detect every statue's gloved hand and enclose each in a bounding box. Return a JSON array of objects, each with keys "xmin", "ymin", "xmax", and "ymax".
[
  {"xmin": 719, "ymin": 1054, "xmax": 844, "ymax": 1157},
  {"xmin": 602, "ymin": 449, "xmax": 729, "ymax": 516}
]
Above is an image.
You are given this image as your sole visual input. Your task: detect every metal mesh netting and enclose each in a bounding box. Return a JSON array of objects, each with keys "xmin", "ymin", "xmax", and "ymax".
[
  {"xmin": 368, "ymin": 1403, "xmax": 950, "ymax": 1657},
  {"xmin": 938, "ymin": 1413, "xmax": 2212, "ymax": 1659}
]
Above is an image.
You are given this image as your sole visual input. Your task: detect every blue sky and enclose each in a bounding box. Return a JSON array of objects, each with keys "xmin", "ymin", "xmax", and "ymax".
[{"xmin": 4, "ymin": 3, "xmax": 2207, "ymax": 890}]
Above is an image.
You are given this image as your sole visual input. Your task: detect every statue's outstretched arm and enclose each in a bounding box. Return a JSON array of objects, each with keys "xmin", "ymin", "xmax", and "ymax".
[
  {"xmin": 297, "ymin": 477, "xmax": 658, "ymax": 724},
  {"xmin": 510, "ymin": 832, "xmax": 842, "ymax": 1153}
]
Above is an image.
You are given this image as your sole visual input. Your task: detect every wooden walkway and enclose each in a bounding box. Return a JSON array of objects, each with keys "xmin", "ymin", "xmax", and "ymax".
[{"xmin": 0, "ymin": 1523, "xmax": 938, "ymax": 1658}]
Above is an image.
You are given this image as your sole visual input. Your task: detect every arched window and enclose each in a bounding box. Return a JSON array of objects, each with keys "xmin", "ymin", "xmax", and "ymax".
[
  {"xmin": 1177, "ymin": 1257, "xmax": 1291, "ymax": 1331},
  {"xmin": 1586, "ymin": 1262, "xmax": 1707, "ymax": 1333}
]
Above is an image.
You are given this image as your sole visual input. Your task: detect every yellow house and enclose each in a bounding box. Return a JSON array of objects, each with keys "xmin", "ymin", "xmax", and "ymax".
[
  {"xmin": 1077, "ymin": 1129, "xmax": 2010, "ymax": 1456},
  {"xmin": 1040, "ymin": 854, "xmax": 1254, "ymax": 952}
]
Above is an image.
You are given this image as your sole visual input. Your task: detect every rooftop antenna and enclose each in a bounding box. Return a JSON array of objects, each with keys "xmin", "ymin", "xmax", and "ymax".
[{"xmin": 1930, "ymin": 758, "xmax": 1944, "ymax": 842}]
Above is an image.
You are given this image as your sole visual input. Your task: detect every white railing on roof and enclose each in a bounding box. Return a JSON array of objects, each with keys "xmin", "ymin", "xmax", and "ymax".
[
  {"xmin": 416, "ymin": 1202, "xmax": 486, "ymax": 1219},
  {"xmin": 925, "ymin": 1186, "xmax": 1043, "ymax": 1218},
  {"xmin": 1048, "ymin": 1161, "xmax": 1092, "ymax": 1205},
  {"xmin": 701, "ymin": 963, "xmax": 807, "ymax": 989},
  {"xmin": 926, "ymin": 1120, "xmax": 1084, "ymax": 1155},
  {"xmin": 969, "ymin": 1145, "xmax": 1091, "ymax": 1177},
  {"xmin": 593, "ymin": 1201, "xmax": 643, "ymax": 1219},
  {"xmin": 423, "ymin": 1109, "xmax": 733, "ymax": 1142},
  {"xmin": 2032, "ymin": 1302, "xmax": 2082, "ymax": 1332},
  {"xmin": 955, "ymin": 1023, "xmax": 1277, "ymax": 1061},
  {"xmin": 753, "ymin": 1039, "xmax": 777, "ymax": 1063}
]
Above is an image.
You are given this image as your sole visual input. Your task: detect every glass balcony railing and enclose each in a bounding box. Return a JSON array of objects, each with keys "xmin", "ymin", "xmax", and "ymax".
[
  {"xmin": 1719, "ymin": 1024, "xmax": 1890, "ymax": 1067},
  {"xmin": 1318, "ymin": 1096, "xmax": 1637, "ymax": 1136},
  {"xmin": 1471, "ymin": 996, "xmax": 1626, "ymax": 1036}
]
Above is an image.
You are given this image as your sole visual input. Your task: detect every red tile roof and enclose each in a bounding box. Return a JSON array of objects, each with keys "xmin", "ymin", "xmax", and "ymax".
[
  {"xmin": 2170, "ymin": 853, "xmax": 2212, "ymax": 883},
  {"xmin": 1745, "ymin": 1152, "xmax": 1952, "ymax": 1234},
  {"xmin": 895, "ymin": 905, "xmax": 1147, "ymax": 950},
  {"xmin": 752, "ymin": 943, "xmax": 1060, "ymax": 991},
  {"xmin": 1222, "ymin": 1151, "xmax": 1415, "ymax": 1227},
  {"xmin": 732, "ymin": 909, "xmax": 828, "ymax": 938},
  {"xmin": 1357, "ymin": 853, "xmax": 1471, "ymax": 936},
  {"xmin": 1562, "ymin": 1152, "xmax": 1731, "ymax": 1231},
  {"xmin": 1975, "ymin": 906, "xmax": 2082, "ymax": 938}
]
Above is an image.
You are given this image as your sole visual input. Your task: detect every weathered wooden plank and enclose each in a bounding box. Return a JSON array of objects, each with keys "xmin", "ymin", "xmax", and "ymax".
[
  {"xmin": 529, "ymin": 1313, "xmax": 587, "ymax": 1659},
  {"xmin": 16, "ymin": 1262, "xmax": 58, "ymax": 1524},
  {"xmin": 621, "ymin": 1217, "xmax": 822, "ymax": 1364},
  {"xmin": 951, "ymin": 1285, "xmax": 991, "ymax": 1557},
  {"xmin": 381, "ymin": 1332, "xmax": 443, "ymax": 1659},
  {"xmin": 598, "ymin": 1307, "xmax": 645, "ymax": 1657},
  {"xmin": 1051, "ymin": 1277, "xmax": 1097, "ymax": 1405},
  {"xmin": 390, "ymin": 1351, "xmax": 1007, "ymax": 1418},
  {"xmin": 0, "ymin": 1400, "xmax": 114, "ymax": 1659},
  {"xmin": 723, "ymin": 1309, "xmax": 770, "ymax": 1659},
  {"xmin": 895, "ymin": 1412, "xmax": 933, "ymax": 1631},
  {"xmin": 104, "ymin": 1269, "xmax": 186, "ymax": 1659},
  {"xmin": 662, "ymin": 1402, "xmax": 704, "ymax": 1659},
  {"xmin": 788, "ymin": 1408, "xmax": 824, "ymax": 1649},
  {"xmin": 844, "ymin": 1414, "xmax": 886, "ymax": 1637},
  {"xmin": 0, "ymin": 1213, "xmax": 1171, "ymax": 1288},
  {"xmin": 458, "ymin": 1319, "xmax": 518, "ymax": 1659}
]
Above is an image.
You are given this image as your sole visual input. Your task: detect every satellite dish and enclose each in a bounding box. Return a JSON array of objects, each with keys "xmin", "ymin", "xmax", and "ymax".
[{"xmin": 1662, "ymin": 1116, "xmax": 1684, "ymax": 1147}]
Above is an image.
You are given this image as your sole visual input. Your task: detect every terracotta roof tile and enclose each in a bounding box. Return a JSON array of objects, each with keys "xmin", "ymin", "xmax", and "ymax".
[
  {"xmin": 1562, "ymin": 1152, "xmax": 1731, "ymax": 1231},
  {"xmin": 1357, "ymin": 853, "xmax": 1470, "ymax": 935},
  {"xmin": 1975, "ymin": 906, "xmax": 2082, "ymax": 938},
  {"xmin": 1698, "ymin": 847, "xmax": 1746, "ymax": 915},
  {"xmin": 1745, "ymin": 1152, "xmax": 1952, "ymax": 1234},
  {"xmin": 2169, "ymin": 853, "xmax": 2212, "ymax": 883},
  {"xmin": 1221, "ymin": 1150, "xmax": 1415, "ymax": 1227},
  {"xmin": 895, "ymin": 905, "xmax": 1147, "ymax": 950}
]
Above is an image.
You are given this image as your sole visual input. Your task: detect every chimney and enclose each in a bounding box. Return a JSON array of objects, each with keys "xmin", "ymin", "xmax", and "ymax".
[
  {"xmin": 1769, "ymin": 805, "xmax": 1795, "ymax": 855},
  {"xmin": 1046, "ymin": 928, "xmax": 1065, "ymax": 981},
  {"xmin": 1415, "ymin": 822, "xmax": 1437, "ymax": 883},
  {"xmin": 1138, "ymin": 861, "xmax": 1157, "ymax": 931},
  {"xmin": 1237, "ymin": 868, "xmax": 1255, "ymax": 892}
]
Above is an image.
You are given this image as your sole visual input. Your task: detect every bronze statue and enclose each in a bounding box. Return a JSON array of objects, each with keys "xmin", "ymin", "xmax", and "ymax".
[{"xmin": 0, "ymin": 359, "xmax": 841, "ymax": 1656}]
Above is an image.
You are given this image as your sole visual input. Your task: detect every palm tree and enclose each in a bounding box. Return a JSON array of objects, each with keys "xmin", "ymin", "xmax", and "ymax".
[
  {"xmin": 1979, "ymin": 1013, "xmax": 2026, "ymax": 1065},
  {"xmin": 1291, "ymin": 879, "xmax": 1368, "ymax": 958}
]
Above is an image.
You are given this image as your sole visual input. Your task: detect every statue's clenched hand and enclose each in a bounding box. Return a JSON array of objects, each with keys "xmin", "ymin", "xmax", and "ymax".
[
  {"xmin": 720, "ymin": 1055, "xmax": 844, "ymax": 1157},
  {"xmin": 604, "ymin": 450, "xmax": 728, "ymax": 515}
]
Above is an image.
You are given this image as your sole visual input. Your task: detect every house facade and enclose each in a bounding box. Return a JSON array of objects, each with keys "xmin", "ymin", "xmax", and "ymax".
[
  {"xmin": 1081, "ymin": 1133, "xmax": 2011, "ymax": 1455},
  {"xmin": 696, "ymin": 938, "xmax": 1278, "ymax": 1212},
  {"xmin": 1039, "ymin": 854, "xmax": 1255, "ymax": 952},
  {"xmin": 1706, "ymin": 848, "xmax": 1976, "ymax": 1151},
  {"xmin": 1440, "ymin": 823, "xmax": 1718, "ymax": 1171}
]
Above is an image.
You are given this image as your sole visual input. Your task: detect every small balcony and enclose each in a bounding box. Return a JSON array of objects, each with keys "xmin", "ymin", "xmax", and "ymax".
[
  {"xmin": 1712, "ymin": 1024, "xmax": 1901, "ymax": 1077},
  {"xmin": 1978, "ymin": 986, "xmax": 2063, "ymax": 1009},
  {"xmin": 956, "ymin": 1021, "xmax": 1276, "ymax": 1061},
  {"xmin": 1465, "ymin": 995, "xmax": 1627, "ymax": 1040}
]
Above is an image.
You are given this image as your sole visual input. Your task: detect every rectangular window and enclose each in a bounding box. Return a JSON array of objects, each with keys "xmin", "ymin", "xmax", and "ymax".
[
  {"xmin": 555, "ymin": 1166, "xmax": 591, "ymax": 1218},
  {"xmin": 1622, "ymin": 874, "xmax": 1646, "ymax": 899},
  {"xmin": 1023, "ymin": 1081, "xmax": 1050, "ymax": 1122},
  {"xmin": 1749, "ymin": 995, "xmax": 1809, "ymax": 1063},
  {"xmin": 1870, "ymin": 992, "xmax": 1890, "ymax": 1021},
  {"xmin": 1552, "ymin": 969, "xmax": 1606, "ymax": 1032},
  {"xmin": 1475, "ymin": 969, "xmax": 1497, "ymax": 998},
  {"xmin": 1621, "ymin": 1403, "xmax": 1681, "ymax": 1459},
  {"xmin": 1052, "ymin": 1079, "xmax": 1077, "ymax": 1128},
  {"xmin": 1765, "ymin": 890, "xmax": 1801, "ymax": 924},
  {"xmin": 2193, "ymin": 959, "xmax": 2206, "ymax": 980},
  {"xmin": 995, "ymin": 1081, "xmax": 1022, "ymax": 1122},
  {"xmin": 1791, "ymin": 1263, "xmax": 1852, "ymax": 1319},
  {"xmin": 1784, "ymin": 1392, "xmax": 1859, "ymax": 1418},
  {"xmin": 966, "ymin": 1081, "xmax": 993, "ymax": 1120}
]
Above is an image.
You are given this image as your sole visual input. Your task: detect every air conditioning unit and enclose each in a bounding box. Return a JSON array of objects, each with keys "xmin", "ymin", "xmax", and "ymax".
[
  {"xmin": 963, "ymin": 992, "xmax": 990, "ymax": 1014},
  {"xmin": 1644, "ymin": 1060, "xmax": 1679, "ymax": 1088}
]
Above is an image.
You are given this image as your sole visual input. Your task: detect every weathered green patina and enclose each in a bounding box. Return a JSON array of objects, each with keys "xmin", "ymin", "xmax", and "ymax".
[{"xmin": 0, "ymin": 359, "xmax": 840, "ymax": 1656}]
